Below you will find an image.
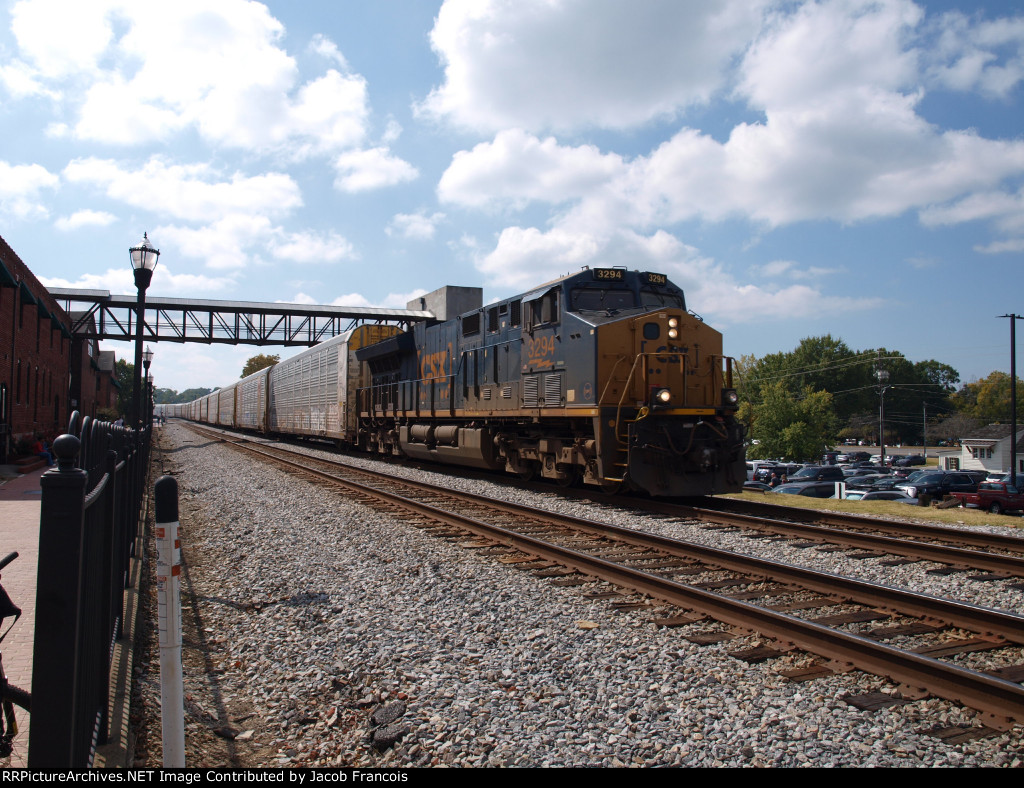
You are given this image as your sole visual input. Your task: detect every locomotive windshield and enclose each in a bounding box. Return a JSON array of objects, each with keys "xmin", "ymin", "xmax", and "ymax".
[
  {"xmin": 571, "ymin": 288, "xmax": 637, "ymax": 313},
  {"xmin": 640, "ymin": 288, "xmax": 685, "ymax": 310}
]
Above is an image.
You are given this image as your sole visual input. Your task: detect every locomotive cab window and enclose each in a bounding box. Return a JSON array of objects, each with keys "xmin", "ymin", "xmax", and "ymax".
[
  {"xmin": 571, "ymin": 287, "xmax": 637, "ymax": 313},
  {"xmin": 525, "ymin": 289, "xmax": 559, "ymax": 330},
  {"xmin": 640, "ymin": 289, "xmax": 685, "ymax": 311}
]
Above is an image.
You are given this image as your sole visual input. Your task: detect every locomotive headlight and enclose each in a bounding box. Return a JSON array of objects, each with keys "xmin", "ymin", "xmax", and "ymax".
[
  {"xmin": 668, "ymin": 318, "xmax": 678, "ymax": 328},
  {"xmin": 722, "ymin": 388, "xmax": 739, "ymax": 406},
  {"xmin": 668, "ymin": 328, "xmax": 679, "ymax": 339},
  {"xmin": 655, "ymin": 388, "xmax": 672, "ymax": 405}
]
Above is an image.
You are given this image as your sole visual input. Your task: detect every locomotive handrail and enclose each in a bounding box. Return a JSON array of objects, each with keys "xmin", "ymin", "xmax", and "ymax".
[{"xmin": 611, "ymin": 351, "xmax": 690, "ymax": 446}]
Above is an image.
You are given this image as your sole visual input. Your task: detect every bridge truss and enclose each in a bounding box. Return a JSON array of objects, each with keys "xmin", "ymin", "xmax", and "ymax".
[{"xmin": 48, "ymin": 288, "xmax": 433, "ymax": 347}]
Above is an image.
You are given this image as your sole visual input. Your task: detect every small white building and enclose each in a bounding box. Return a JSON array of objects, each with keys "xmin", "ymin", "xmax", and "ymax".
[{"xmin": 952, "ymin": 424, "xmax": 1024, "ymax": 475}]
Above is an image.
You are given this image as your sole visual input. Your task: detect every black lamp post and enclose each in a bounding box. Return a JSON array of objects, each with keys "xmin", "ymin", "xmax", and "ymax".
[
  {"xmin": 130, "ymin": 233, "xmax": 160, "ymax": 430},
  {"xmin": 143, "ymin": 345, "xmax": 154, "ymax": 428}
]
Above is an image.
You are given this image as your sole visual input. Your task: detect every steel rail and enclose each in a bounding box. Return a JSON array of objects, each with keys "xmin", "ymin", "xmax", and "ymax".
[
  {"xmin": 195, "ymin": 426, "xmax": 1024, "ymax": 644},
  {"xmin": 678, "ymin": 506, "xmax": 1024, "ymax": 577},
  {"xmin": 695, "ymin": 497, "xmax": 1024, "ymax": 553},
  {"xmin": 537, "ymin": 486, "xmax": 1024, "ymax": 576},
  {"xmin": 193, "ymin": 425, "xmax": 1024, "ymax": 728}
]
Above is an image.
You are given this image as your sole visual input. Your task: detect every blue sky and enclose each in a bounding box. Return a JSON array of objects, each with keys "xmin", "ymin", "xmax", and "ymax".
[{"xmin": 1, "ymin": 0, "xmax": 1022, "ymax": 393}]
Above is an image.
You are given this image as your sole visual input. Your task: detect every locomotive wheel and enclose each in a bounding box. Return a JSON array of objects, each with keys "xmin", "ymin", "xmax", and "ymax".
[
  {"xmin": 599, "ymin": 479, "xmax": 623, "ymax": 495},
  {"xmin": 516, "ymin": 465, "xmax": 537, "ymax": 482},
  {"xmin": 556, "ymin": 468, "xmax": 580, "ymax": 488}
]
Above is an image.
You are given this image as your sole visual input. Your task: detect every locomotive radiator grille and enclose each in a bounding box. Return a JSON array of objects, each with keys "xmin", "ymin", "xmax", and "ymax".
[
  {"xmin": 523, "ymin": 376, "xmax": 539, "ymax": 408},
  {"xmin": 544, "ymin": 374, "xmax": 562, "ymax": 407}
]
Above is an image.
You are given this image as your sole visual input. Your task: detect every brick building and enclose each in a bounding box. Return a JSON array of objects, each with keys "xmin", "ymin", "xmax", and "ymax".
[
  {"xmin": 0, "ymin": 235, "xmax": 73, "ymax": 460},
  {"xmin": 1, "ymin": 234, "xmax": 121, "ymax": 462}
]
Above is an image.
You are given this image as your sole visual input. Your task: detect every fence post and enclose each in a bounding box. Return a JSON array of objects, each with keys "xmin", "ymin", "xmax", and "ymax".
[
  {"xmin": 29, "ymin": 434, "xmax": 88, "ymax": 768},
  {"xmin": 155, "ymin": 475, "xmax": 185, "ymax": 767}
]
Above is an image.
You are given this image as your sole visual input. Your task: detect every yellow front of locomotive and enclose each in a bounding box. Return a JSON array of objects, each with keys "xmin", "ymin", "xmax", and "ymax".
[{"xmin": 591, "ymin": 279, "xmax": 745, "ymax": 496}]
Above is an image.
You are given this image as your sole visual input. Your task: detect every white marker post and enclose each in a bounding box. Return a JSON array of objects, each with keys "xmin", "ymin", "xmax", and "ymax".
[{"xmin": 155, "ymin": 475, "xmax": 185, "ymax": 767}]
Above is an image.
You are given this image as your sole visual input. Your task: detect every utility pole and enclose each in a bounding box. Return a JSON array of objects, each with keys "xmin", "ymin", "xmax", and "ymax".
[{"xmin": 998, "ymin": 314, "xmax": 1023, "ymax": 490}]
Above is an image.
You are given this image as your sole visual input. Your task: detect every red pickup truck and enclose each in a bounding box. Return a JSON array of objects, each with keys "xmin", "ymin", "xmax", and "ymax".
[{"xmin": 952, "ymin": 482, "xmax": 1024, "ymax": 515}]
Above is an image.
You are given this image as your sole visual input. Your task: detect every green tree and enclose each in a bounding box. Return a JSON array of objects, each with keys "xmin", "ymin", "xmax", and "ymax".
[
  {"xmin": 114, "ymin": 359, "xmax": 134, "ymax": 418},
  {"xmin": 241, "ymin": 354, "xmax": 279, "ymax": 378},
  {"xmin": 154, "ymin": 387, "xmax": 213, "ymax": 404},
  {"xmin": 740, "ymin": 338, "xmax": 959, "ymax": 446},
  {"xmin": 951, "ymin": 371, "xmax": 1024, "ymax": 423},
  {"xmin": 741, "ymin": 383, "xmax": 838, "ymax": 461}
]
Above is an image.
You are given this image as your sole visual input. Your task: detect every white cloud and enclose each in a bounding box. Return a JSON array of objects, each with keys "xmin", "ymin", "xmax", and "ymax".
[
  {"xmin": 308, "ymin": 34, "xmax": 350, "ymax": 71},
  {"xmin": 268, "ymin": 230, "xmax": 356, "ymax": 264},
  {"xmin": 7, "ymin": 1, "xmax": 371, "ymax": 155},
  {"xmin": 438, "ymin": 129, "xmax": 624, "ymax": 209},
  {"xmin": 925, "ymin": 12, "xmax": 1024, "ymax": 97},
  {"xmin": 278, "ymin": 293, "xmax": 318, "ymax": 305},
  {"xmin": 155, "ymin": 215, "xmax": 276, "ymax": 270},
  {"xmin": 9, "ymin": 0, "xmax": 118, "ymax": 80},
  {"xmin": 332, "ymin": 148, "xmax": 418, "ymax": 192},
  {"xmin": 0, "ymin": 160, "xmax": 59, "ymax": 219},
  {"xmin": 920, "ymin": 188, "xmax": 1024, "ymax": 236},
  {"xmin": 471, "ymin": 222, "xmax": 879, "ymax": 322},
  {"xmin": 387, "ymin": 212, "xmax": 446, "ymax": 240},
  {"xmin": 39, "ymin": 264, "xmax": 236, "ymax": 296},
  {"xmin": 329, "ymin": 289, "xmax": 428, "ymax": 308},
  {"xmin": 0, "ymin": 59, "xmax": 59, "ymax": 99},
  {"xmin": 475, "ymin": 226, "xmax": 603, "ymax": 290},
  {"xmin": 976, "ymin": 238, "xmax": 1024, "ymax": 254},
  {"xmin": 64, "ymin": 156, "xmax": 302, "ymax": 223},
  {"xmin": 55, "ymin": 209, "xmax": 118, "ymax": 231},
  {"xmin": 156, "ymin": 218, "xmax": 357, "ymax": 270},
  {"xmin": 419, "ymin": 0, "xmax": 771, "ymax": 132}
]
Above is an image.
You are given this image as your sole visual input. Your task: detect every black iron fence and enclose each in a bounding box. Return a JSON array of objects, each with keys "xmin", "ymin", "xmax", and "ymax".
[{"xmin": 28, "ymin": 411, "xmax": 150, "ymax": 768}]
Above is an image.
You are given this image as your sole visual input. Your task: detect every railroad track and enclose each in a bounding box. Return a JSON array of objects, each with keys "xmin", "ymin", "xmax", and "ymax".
[
  {"xmin": 184, "ymin": 423, "xmax": 1024, "ymax": 731},
  {"xmin": 569, "ymin": 492, "xmax": 1024, "ymax": 580}
]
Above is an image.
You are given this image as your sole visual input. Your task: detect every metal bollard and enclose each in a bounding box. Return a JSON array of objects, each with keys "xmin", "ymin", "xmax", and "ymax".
[{"xmin": 155, "ymin": 476, "xmax": 185, "ymax": 768}]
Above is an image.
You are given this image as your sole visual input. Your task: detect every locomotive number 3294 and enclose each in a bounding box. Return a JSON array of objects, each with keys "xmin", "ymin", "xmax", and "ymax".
[{"xmin": 525, "ymin": 334, "xmax": 556, "ymax": 368}]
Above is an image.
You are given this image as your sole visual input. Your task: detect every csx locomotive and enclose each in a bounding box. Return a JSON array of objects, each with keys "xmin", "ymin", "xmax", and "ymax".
[{"xmin": 174, "ymin": 268, "xmax": 745, "ymax": 496}]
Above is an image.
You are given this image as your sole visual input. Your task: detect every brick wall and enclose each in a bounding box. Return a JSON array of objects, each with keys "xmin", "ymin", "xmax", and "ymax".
[{"xmin": 0, "ymin": 236, "xmax": 73, "ymax": 453}]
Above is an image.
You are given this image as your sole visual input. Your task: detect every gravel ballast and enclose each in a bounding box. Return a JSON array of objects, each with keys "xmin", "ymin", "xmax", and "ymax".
[{"xmin": 132, "ymin": 423, "xmax": 1024, "ymax": 767}]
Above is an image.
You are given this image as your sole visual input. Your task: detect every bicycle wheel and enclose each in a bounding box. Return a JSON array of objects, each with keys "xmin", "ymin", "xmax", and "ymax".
[
  {"xmin": 2, "ymin": 683, "xmax": 29, "ymax": 713},
  {"xmin": 0, "ymin": 697, "xmax": 22, "ymax": 762}
]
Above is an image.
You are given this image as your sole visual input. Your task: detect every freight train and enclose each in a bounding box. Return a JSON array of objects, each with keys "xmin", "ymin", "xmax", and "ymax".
[{"xmin": 170, "ymin": 268, "xmax": 745, "ymax": 496}]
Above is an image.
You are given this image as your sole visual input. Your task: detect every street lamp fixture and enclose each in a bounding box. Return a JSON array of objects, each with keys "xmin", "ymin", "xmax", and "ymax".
[{"xmin": 130, "ymin": 233, "xmax": 160, "ymax": 429}]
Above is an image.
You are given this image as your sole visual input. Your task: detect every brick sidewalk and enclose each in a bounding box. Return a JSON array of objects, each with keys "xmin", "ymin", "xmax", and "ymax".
[{"xmin": 0, "ymin": 466, "xmax": 44, "ymax": 766}]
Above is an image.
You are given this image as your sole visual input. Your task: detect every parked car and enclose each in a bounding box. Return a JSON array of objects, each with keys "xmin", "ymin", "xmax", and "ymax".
[
  {"xmin": 893, "ymin": 455, "xmax": 927, "ymax": 467},
  {"xmin": 787, "ymin": 465, "xmax": 846, "ymax": 482},
  {"xmin": 772, "ymin": 482, "xmax": 838, "ymax": 498},
  {"xmin": 743, "ymin": 481, "xmax": 773, "ymax": 492},
  {"xmin": 846, "ymin": 474, "xmax": 896, "ymax": 490},
  {"xmin": 951, "ymin": 482, "xmax": 1024, "ymax": 514},
  {"xmin": 844, "ymin": 490, "xmax": 918, "ymax": 504},
  {"xmin": 755, "ymin": 463, "xmax": 802, "ymax": 484},
  {"xmin": 896, "ymin": 472, "xmax": 980, "ymax": 500}
]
